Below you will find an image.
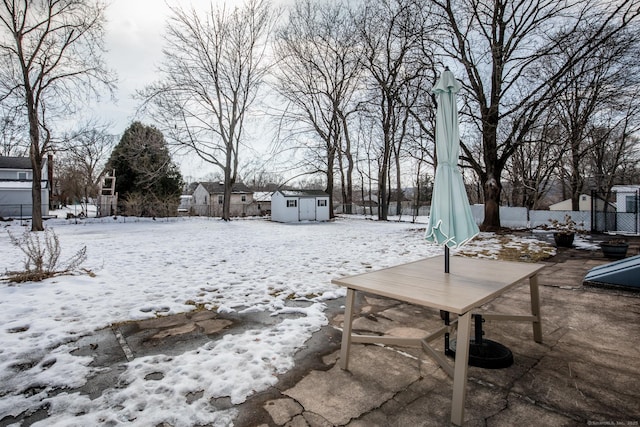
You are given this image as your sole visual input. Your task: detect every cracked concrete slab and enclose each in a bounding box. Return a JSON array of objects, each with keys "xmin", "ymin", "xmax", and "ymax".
[
  {"xmin": 263, "ymin": 398, "xmax": 302, "ymax": 425},
  {"xmin": 284, "ymin": 345, "xmax": 421, "ymax": 425}
]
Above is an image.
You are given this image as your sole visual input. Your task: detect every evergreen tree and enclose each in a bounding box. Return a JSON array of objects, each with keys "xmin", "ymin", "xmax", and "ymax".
[{"xmin": 107, "ymin": 122, "xmax": 183, "ymax": 216}]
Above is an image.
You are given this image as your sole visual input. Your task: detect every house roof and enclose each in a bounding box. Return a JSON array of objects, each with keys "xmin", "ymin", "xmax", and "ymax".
[
  {"xmin": 277, "ymin": 189, "xmax": 329, "ymax": 198},
  {"xmin": 0, "ymin": 156, "xmax": 31, "ymax": 170},
  {"xmin": 253, "ymin": 191, "xmax": 272, "ymax": 202},
  {"xmin": 183, "ymin": 182, "xmax": 199, "ymax": 195},
  {"xmin": 199, "ymin": 181, "xmax": 252, "ymax": 194}
]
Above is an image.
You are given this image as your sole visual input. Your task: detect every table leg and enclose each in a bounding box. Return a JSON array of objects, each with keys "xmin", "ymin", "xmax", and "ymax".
[
  {"xmin": 340, "ymin": 288, "xmax": 356, "ymax": 370},
  {"xmin": 451, "ymin": 311, "xmax": 472, "ymax": 426},
  {"xmin": 529, "ymin": 274, "xmax": 543, "ymax": 343}
]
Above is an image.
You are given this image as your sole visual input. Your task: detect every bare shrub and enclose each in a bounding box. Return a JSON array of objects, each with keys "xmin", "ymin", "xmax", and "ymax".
[
  {"xmin": 5, "ymin": 228, "xmax": 88, "ymax": 283},
  {"xmin": 122, "ymin": 192, "xmax": 179, "ymax": 217},
  {"xmin": 123, "ymin": 192, "xmax": 144, "ymax": 216}
]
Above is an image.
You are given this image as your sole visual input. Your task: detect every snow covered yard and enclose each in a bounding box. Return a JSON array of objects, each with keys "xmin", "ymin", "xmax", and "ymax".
[{"xmin": 0, "ymin": 216, "xmax": 560, "ymax": 426}]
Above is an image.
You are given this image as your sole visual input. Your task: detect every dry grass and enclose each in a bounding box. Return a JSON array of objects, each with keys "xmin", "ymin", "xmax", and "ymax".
[
  {"xmin": 455, "ymin": 233, "xmax": 556, "ymax": 263},
  {"xmin": 4, "ymin": 228, "xmax": 88, "ymax": 283}
]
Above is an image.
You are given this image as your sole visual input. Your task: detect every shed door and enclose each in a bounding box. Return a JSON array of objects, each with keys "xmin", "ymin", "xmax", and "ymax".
[{"xmin": 299, "ymin": 198, "xmax": 316, "ymax": 221}]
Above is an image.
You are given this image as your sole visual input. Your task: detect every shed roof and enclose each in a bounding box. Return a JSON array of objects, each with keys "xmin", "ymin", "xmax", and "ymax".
[
  {"xmin": 0, "ymin": 156, "xmax": 32, "ymax": 170},
  {"xmin": 199, "ymin": 181, "xmax": 252, "ymax": 194},
  {"xmin": 612, "ymin": 184, "xmax": 640, "ymax": 191},
  {"xmin": 277, "ymin": 189, "xmax": 329, "ymax": 198}
]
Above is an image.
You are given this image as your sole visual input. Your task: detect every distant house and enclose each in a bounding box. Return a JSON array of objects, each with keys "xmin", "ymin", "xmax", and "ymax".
[
  {"xmin": 192, "ymin": 181, "xmax": 254, "ymax": 217},
  {"xmin": 252, "ymin": 191, "xmax": 272, "ymax": 216},
  {"xmin": 177, "ymin": 182, "xmax": 199, "ymax": 215},
  {"xmin": 549, "ymin": 194, "xmax": 593, "ymax": 211},
  {"xmin": 178, "ymin": 195, "xmax": 193, "ymax": 214},
  {"xmin": 549, "ymin": 194, "xmax": 618, "ymax": 212},
  {"xmin": 0, "ymin": 156, "xmax": 50, "ymax": 218},
  {"xmin": 271, "ymin": 189, "xmax": 330, "ymax": 223}
]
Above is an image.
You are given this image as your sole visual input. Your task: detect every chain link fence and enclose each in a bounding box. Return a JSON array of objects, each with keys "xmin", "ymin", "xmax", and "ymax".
[
  {"xmin": 4, "ymin": 195, "xmax": 638, "ymax": 235},
  {"xmin": 592, "ymin": 190, "xmax": 639, "ymax": 234}
]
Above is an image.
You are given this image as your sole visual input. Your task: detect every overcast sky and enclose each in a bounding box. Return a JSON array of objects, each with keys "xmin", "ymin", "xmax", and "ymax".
[
  {"xmin": 100, "ymin": 0, "xmax": 172, "ymax": 130},
  {"xmin": 98, "ymin": 0, "xmax": 256, "ymax": 180}
]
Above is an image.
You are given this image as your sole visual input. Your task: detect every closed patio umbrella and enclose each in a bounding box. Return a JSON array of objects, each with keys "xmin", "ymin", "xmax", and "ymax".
[
  {"xmin": 425, "ymin": 69, "xmax": 512, "ymax": 368},
  {"xmin": 425, "ymin": 68, "xmax": 479, "ymax": 263}
]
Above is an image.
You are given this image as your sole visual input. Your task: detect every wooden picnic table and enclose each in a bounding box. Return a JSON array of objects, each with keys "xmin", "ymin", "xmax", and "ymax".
[{"xmin": 332, "ymin": 255, "xmax": 545, "ymax": 426}]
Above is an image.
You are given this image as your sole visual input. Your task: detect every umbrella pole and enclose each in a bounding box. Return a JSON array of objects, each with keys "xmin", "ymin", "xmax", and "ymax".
[
  {"xmin": 443, "ymin": 246, "xmax": 451, "ymax": 353},
  {"xmin": 445, "ymin": 246, "xmax": 450, "ymax": 273}
]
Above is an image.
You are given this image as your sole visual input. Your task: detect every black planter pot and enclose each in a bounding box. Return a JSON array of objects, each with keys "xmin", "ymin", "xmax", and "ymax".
[
  {"xmin": 600, "ymin": 242, "xmax": 629, "ymax": 259},
  {"xmin": 553, "ymin": 232, "xmax": 575, "ymax": 248}
]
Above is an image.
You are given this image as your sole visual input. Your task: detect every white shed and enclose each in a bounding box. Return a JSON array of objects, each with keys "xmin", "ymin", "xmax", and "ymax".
[
  {"xmin": 271, "ymin": 190, "xmax": 330, "ymax": 223},
  {"xmin": 612, "ymin": 185, "xmax": 640, "ymax": 213}
]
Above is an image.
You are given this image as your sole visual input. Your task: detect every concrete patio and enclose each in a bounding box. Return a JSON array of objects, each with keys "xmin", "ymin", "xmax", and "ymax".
[
  {"xmin": 234, "ymin": 242, "xmax": 640, "ymax": 426},
  {"xmin": 2, "ymin": 241, "xmax": 639, "ymax": 426}
]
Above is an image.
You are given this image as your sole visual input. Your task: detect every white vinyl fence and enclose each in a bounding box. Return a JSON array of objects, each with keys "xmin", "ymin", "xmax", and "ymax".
[
  {"xmin": 337, "ymin": 204, "xmax": 592, "ymax": 231},
  {"xmin": 337, "ymin": 202, "xmax": 640, "ymax": 234},
  {"xmin": 469, "ymin": 206, "xmax": 591, "ymax": 231}
]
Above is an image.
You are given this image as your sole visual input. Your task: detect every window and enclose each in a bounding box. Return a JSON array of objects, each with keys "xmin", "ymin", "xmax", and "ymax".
[
  {"xmin": 317, "ymin": 199, "xmax": 327, "ymax": 207},
  {"xmin": 218, "ymin": 195, "xmax": 224, "ymax": 205},
  {"xmin": 287, "ymin": 200, "xmax": 297, "ymax": 208},
  {"xmin": 626, "ymin": 195, "xmax": 639, "ymax": 213},
  {"xmin": 18, "ymin": 172, "xmax": 27, "ymax": 180},
  {"xmin": 241, "ymin": 195, "xmax": 246, "ymax": 202}
]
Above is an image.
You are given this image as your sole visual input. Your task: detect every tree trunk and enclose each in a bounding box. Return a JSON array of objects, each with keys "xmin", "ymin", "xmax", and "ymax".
[
  {"xmin": 31, "ymin": 154, "xmax": 43, "ymax": 231},
  {"xmin": 570, "ymin": 139, "xmax": 581, "ymax": 211},
  {"xmin": 28, "ymin": 100, "xmax": 44, "ymax": 231},
  {"xmin": 378, "ymin": 159, "xmax": 389, "ymax": 221},
  {"xmin": 338, "ymin": 152, "xmax": 349, "ymax": 214},
  {"xmin": 378, "ymin": 104, "xmax": 393, "ymax": 221},
  {"xmin": 395, "ymin": 155, "xmax": 402, "ymax": 216},
  {"xmin": 479, "ymin": 96, "xmax": 501, "ymax": 230},
  {"xmin": 223, "ymin": 154, "xmax": 233, "ymax": 221},
  {"xmin": 342, "ymin": 115, "xmax": 354, "ymax": 215},
  {"xmin": 482, "ymin": 173, "xmax": 501, "ymax": 231},
  {"xmin": 346, "ymin": 157, "xmax": 353, "ymax": 214},
  {"xmin": 326, "ymin": 145, "xmax": 336, "ymax": 219}
]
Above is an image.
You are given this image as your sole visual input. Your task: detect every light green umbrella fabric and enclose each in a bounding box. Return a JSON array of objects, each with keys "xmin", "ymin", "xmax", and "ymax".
[{"xmin": 425, "ymin": 69, "xmax": 479, "ymax": 249}]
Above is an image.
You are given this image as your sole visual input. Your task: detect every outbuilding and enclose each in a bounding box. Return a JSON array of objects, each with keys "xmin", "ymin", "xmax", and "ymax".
[{"xmin": 271, "ymin": 190, "xmax": 330, "ymax": 223}]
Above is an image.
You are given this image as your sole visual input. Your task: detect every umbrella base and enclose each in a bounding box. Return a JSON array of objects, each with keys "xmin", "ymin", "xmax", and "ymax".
[{"xmin": 446, "ymin": 338, "xmax": 514, "ymax": 369}]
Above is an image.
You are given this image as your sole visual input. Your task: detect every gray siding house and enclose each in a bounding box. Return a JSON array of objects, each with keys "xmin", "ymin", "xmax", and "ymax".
[
  {"xmin": 0, "ymin": 156, "xmax": 50, "ymax": 218},
  {"xmin": 192, "ymin": 182, "xmax": 255, "ymax": 217}
]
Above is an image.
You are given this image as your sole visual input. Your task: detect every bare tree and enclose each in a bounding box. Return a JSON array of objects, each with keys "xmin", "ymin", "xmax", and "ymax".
[
  {"xmin": 587, "ymin": 106, "xmax": 640, "ymax": 200},
  {"xmin": 272, "ymin": 0, "xmax": 363, "ymax": 217},
  {"xmin": 0, "ymin": 0, "xmax": 115, "ymax": 230},
  {"xmin": 354, "ymin": 114, "xmax": 379, "ymax": 217},
  {"xmin": 56, "ymin": 121, "xmax": 115, "ymax": 213},
  {"xmin": 503, "ymin": 112, "xmax": 567, "ymax": 209},
  {"xmin": 549, "ymin": 25, "xmax": 640, "ymax": 209},
  {"xmin": 432, "ymin": 0, "xmax": 640, "ymax": 230},
  {"xmin": 355, "ymin": 0, "xmax": 435, "ymax": 220},
  {"xmin": 0, "ymin": 104, "xmax": 27, "ymax": 156},
  {"xmin": 141, "ymin": 0, "xmax": 274, "ymax": 221}
]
